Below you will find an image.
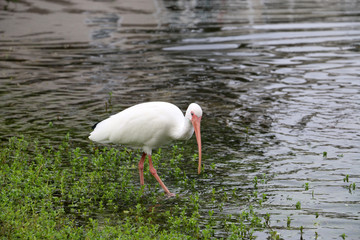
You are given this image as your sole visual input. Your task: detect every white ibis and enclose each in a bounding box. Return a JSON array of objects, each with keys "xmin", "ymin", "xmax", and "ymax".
[{"xmin": 89, "ymin": 101, "xmax": 203, "ymax": 196}]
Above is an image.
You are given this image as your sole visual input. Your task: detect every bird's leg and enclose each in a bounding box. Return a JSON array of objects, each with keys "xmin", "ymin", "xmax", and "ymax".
[
  {"xmin": 147, "ymin": 155, "xmax": 175, "ymax": 197},
  {"xmin": 138, "ymin": 152, "xmax": 146, "ymax": 186}
]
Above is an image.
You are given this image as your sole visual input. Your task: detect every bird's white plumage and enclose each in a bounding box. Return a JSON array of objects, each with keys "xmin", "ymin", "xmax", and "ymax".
[{"xmin": 89, "ymin": 102, "xmax": 201, "ymax": 154}]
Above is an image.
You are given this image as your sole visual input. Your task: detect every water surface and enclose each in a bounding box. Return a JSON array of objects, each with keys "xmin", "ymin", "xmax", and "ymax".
[{"xmin": 1, "ymin": 0, "xmax": 359, "ymax": 239}]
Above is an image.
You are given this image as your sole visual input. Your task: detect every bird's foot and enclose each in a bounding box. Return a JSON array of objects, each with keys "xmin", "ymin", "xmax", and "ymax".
[{"xmin": 166, "ymin": 192, "xmax": 176, "ymax": 198}]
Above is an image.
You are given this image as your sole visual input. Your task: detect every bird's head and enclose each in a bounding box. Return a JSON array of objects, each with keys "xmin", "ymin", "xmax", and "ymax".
[{"xmin": 186, "ymin": 103, "xmax": 203, "ymax": 174}]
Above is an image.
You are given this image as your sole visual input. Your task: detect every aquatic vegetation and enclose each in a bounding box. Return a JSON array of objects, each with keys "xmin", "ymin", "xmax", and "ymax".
[
  {"xmin": 3, "ymin": 0, "xmax": 18, "ymax": 11},
  {"xmin": 342, "ymin": 174, "xmax": 356, "ymax": 193},
  {"xmin": 340, "ymin": 233, "xmax": 347, "ymax": 239},
  {"xmin": 1, "ymin": 135, "xmax": 281, "ymax": 239},
  {"xmin": 2, "ymin": 134, "xmax": 357, "ymax": 239},
  {"xmin": 105, "ymin": 91, "xmax": 113, "ymax": 113},
  {"xmin": 286, "ymin": 216, "xmax": 292, "ymax": 228},
  {"xmin": 300, "ymin": 226, "xmax": 304, "ymax": 239}
]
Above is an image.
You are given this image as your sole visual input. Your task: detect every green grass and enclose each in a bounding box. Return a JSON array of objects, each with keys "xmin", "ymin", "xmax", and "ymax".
[{"xmin": 1, "ymin": 134, "xmax": 276, "ymax": 239}]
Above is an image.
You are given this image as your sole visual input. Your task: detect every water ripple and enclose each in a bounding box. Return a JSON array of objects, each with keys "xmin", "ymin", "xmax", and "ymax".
[{"xmin": 1, "ymin": 0, "xmax": 359, "ymax": 239}]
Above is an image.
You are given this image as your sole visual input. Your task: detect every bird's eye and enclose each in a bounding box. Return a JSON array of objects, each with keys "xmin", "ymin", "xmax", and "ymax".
[{"xmin": 191, "ymin": 111, "xmax": 194, "ymax": 116}]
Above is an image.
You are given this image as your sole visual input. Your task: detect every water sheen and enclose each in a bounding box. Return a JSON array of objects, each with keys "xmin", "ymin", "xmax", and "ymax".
[{"xmin": 1, "ymin": 0, "xmax": 360, "ymax": 239}]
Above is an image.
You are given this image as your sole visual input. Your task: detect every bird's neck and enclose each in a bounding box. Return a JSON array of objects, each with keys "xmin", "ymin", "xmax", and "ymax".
[{"xmin": 174, "ymin": 118, "xmax": 194, "ymax": 140}]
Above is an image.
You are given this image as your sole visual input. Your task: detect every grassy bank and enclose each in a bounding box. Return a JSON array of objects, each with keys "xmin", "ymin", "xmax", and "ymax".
[{"xmin": 1, "ymin": 135, "xmax": 274, "ymax": 239}]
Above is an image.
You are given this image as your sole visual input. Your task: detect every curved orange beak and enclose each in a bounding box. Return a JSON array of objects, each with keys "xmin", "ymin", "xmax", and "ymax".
[{"xmin": 191, "ymin": 114, "xmax": 202, "ymax": 174}]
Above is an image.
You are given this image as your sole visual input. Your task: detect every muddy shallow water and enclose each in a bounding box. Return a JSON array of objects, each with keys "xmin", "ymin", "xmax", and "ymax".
[{"xmin": 1, "ymin": 0, "xmax": 360, "ymax": 239}]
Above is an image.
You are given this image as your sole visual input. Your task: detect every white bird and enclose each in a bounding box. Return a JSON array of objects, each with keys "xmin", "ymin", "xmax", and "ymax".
[{"xmin": 89, "ymin": 101, "xmax": 203, "ymax": 196}]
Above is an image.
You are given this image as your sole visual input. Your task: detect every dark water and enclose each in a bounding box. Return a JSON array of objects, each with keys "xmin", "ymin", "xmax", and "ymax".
[{"xmin": 1, "ymin": 0, "xmax": 360, "ymax": 239}]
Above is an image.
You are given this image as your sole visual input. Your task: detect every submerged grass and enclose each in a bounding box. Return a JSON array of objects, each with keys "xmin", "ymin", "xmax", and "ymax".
[{"xmin": 1, "ymin": 134, "xmax": 275, "ymax": 239}]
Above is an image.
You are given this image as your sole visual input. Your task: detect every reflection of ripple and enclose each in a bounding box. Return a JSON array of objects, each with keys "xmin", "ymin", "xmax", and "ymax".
[
  {"xmin": 86, "ymin": 13, "xmax": 121, "ymax": 41},
  {"xmin": 217, "ymin": 19, "xmax": 360, "ymax": 238},
  {"xmin": 163, "ymin": 43, "xmax": 239, "ymax": 51}
]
